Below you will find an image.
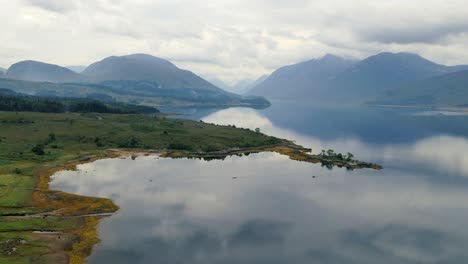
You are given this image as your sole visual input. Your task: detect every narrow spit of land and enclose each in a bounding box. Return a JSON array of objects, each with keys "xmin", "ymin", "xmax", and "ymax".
[{"xmin": 0, "ymin": 111, "xmax": 381, "ymax": 264}]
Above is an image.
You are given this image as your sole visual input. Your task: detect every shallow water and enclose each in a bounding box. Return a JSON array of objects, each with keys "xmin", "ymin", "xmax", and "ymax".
[{"xmin": 51, "ymin": 101, "xmax": 468, "ymax": 264}]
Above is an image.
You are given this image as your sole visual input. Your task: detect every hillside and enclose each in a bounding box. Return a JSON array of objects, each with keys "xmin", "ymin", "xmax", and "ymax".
[
  {"xmin": 6, "ymin": 60, "xmax": 83, "ymax": 83},
  {"xmin": 371, "ymin": 70, "xmax": 468, "ymax": 106},
  {"xmin": 0, "ymin": 78, "xmax": 270, "ymax": 107}
]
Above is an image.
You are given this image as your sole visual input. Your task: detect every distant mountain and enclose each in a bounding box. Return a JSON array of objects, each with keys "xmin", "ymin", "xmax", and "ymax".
[
  {"xmin": 371, "ymin": 70, "xmax": 468, "ymax": 106},
  {"xmin": 66, "ymin": 65, "xmax": 87, "ymax": 73},
  {"xmin": 247, "ymin": 75, "xmax": 268, "ymax": 93},
  {"xmin": 248, "ymin": 54, "xmax": 357, "ymax": 99},
  {"xmin": 209, "ymin": 75, "xmax": 269, "ymax": 94},
  {"xmin": 0, "ymin": 67, "xmax": 5, "ymax": 75},
  {"xmin": 248, "ymin": 52, "xmax": 468, "ymax": 103},
  {"xmin": 208, "ymin": 78, "xmax": 231, "ymax": 91},
  {"xmin": 232, "ymin": 75, "xmax": 269, "ymax": 94},
  {"xmin": 6, "ymin": 60, "xmax": 83, "ymax": 83}
]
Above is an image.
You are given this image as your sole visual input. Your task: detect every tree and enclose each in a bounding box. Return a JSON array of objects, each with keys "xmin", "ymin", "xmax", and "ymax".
[
  {"xmin": 327, "ymin": 149, "xmax": 335, "ymax": 157},
  {"xmin": 346, "ymin": 152, "xmax": 354, "ymax": 161},
  {"xmin": 255, "ymin": 128, "xmax": 261, "ymax": 133},
  {"xmin": 31, "ymin": 144, "xmax": 45, "ymax": 155}
]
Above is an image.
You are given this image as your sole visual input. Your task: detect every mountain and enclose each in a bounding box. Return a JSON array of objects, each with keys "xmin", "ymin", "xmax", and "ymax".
[
  {"xmin": 371, "ymin": 70, "xmax": 468, "ymax": 106},
  {"xmin": 66, "ymin": 65, "xmax": 87, "ymax": 73},
  {"xmin": 6, "ymin": 60, "xmax": 83, "ymax": 83},
  {"xmin": 329, "ymin": 52, "xmax": 468, "ymax": 99},
  {"xmin": 82, "ymin": 54, "xmax": 219, "ymax": 91},
  {"xmin": 248, "ymin": 54, "xmax": 357, "ymax": 99},
  {"xmin": 0, "ymin": 67, "xmax": 5, "ymax": 75},
  {"xmin": 248, "ymin": 52, "xmax": 468, "ymax": 103}
]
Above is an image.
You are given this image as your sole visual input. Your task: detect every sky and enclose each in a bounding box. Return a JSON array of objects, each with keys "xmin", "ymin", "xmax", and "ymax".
[{"xmin": 1, "ymin": 0, "xmax": 468, "ymax": 84}]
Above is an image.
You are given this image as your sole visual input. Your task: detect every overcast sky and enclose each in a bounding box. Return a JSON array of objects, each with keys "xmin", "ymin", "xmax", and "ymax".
[{"xmin": 1, "ymin": 0, "xmax": 468, "ymax": 84}]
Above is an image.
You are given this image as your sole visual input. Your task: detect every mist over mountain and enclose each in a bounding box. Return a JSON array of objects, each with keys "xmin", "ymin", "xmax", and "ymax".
[
  {"xmin": 209, "ymin": 75, "xmax": 269, "ymax": 94},
  {"xmin": 248, "ymin": 52, "xmax": 468, "ymax": 105},
  {"xmin": 248, "ymin": 54, "xmax": 357, "ymax": 99},
  {"xmin": 66, "ymin": 65, "xmax": 87, "ymax": 73},
  {"xmin": 233, "ymin": 75, "xmax": 269, "ymax": 94},
  {"xmin": 6, "ymin": 60, "xmax": 83, "ymax": 83},
  {"xmin": 208, "ymin": 78, "xmax": 230, "ymax": 91}
]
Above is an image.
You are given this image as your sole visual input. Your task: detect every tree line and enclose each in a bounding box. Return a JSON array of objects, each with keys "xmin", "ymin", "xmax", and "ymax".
[{"xmin": 0, "ymin": 91, "xmax": 159, "ymax": 114}]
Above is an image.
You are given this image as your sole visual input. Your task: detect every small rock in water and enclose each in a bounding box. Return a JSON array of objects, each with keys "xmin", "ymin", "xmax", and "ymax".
[{"xmin": 312, "ymin": 175, "xmax": 316, "ymax": 178}]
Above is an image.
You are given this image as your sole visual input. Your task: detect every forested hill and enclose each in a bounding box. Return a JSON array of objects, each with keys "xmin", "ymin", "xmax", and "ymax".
[{"xmin": 0, "ymin": 89, "xmax": 159, "ymax": 114}]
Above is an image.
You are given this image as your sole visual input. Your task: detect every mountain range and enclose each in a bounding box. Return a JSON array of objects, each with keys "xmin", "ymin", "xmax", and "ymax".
[
  {"xmin": 1, "ymin": 54, "xmax": 269, "ymax": 107},
  {"xmin": 3, "ymin": 52, "xmax": 468, "ymax": 108},
  {"xmin": 248, "ymin": 52, "xmax": 468, "ymax": 106}
]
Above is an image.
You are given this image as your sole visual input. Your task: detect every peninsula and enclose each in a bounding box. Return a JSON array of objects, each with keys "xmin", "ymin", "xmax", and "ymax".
[{"xmin": 0, "ymin": 111, "xmax": 381, "ymax": 263}]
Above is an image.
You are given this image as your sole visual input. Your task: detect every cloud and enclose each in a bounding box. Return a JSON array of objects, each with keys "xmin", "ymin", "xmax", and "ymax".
[
  {"xmin": 3, "ymin": 0, "xmax": 468, "ymax": 82},
  {"xmin": 359, "ymin": 24, "xmax": 468, "ymax": 44},
  {"xmin": 26, "ymin": 0, "xmax": 76, "ymax": 13}
]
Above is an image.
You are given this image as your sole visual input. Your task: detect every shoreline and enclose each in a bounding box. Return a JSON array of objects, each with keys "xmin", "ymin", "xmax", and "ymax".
[
  {"xmin": 368, "ymin": 103, "xmax": 468, "ymax": 112},
  {"xmin": 2, "ymin": 143, "xmax": 382, "ymax": 263}
]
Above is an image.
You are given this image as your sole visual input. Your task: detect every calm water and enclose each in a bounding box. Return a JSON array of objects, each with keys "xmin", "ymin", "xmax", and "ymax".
[{"xmin": 51, "ymin": 101, "xmax": 468, "ymax": 264}]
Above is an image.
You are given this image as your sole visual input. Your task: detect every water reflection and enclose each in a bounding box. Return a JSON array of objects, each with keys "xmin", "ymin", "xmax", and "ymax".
[
  {"xmin": 52, "ymin": 153, "xmax": 468, "ymax": 264},
  {"xmin": 202, "ymin": 107, "xmax": 468, "ymax": 178},
  {"xmin": 50, "ymin": 102, "xmax": 468, "ymax": 263}
]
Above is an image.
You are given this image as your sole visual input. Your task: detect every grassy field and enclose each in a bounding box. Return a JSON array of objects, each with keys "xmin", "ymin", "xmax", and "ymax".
[{"xmin": 0, "ymin": 111, "xmax": 284, "ymax": 263}]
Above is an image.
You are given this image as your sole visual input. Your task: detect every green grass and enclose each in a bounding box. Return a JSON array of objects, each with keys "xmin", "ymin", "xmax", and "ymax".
[
  {"xmin": 0, "ymin": 217, "xmax": 79, "ymax": 232},
  {"xmin": 0, "ymin": 232, "xmax": 59, "ymax": 264},
  {"xmin": 0, "ymin": 174, "xmax": 35, "ymax": 207}
]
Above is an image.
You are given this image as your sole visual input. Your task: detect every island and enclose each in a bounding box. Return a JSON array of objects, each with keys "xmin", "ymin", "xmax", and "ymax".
[{"xmin": 0, "ymin": 111, "xmax": 381, "ymax": 263}]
